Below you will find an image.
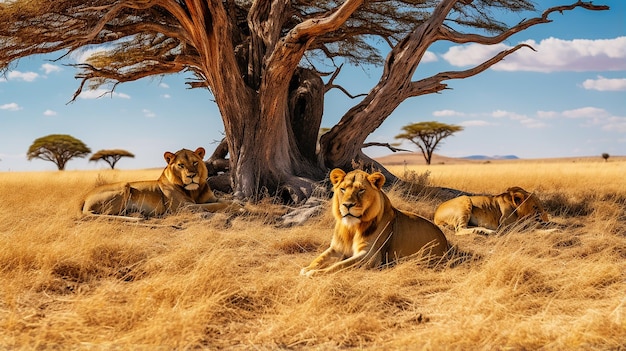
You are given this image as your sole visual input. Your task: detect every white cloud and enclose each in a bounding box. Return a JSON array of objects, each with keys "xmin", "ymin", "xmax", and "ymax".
[
  {"xmin": 491, "ymin": 110, "xmax": 525, "ymax": 120},
  {"xmin": 422, "ymin": 51, "xmax": 438, "ymax": 63},
  {"xmin": 159, "ymin": 83, "xmax": 170, "ymax": 89},
  {"xmin": 602, "ymin": 116, "xmax": 626, "ymax": 133},
  {"xmin": 442, "ymin": 36, "xmax": 626, "ymax": 73},
  {"xmin": 518, "ymin": 118, "xmax": 547, "ymax": 129},
  {"xmin": 490, "ymin": 110, "xmax": 546, "ymax": 128},
  {"xmin": 78, "ymin": 89, "xmax": 131, "ymax": 99},
  {"xmin": 562, "ymin": 107, "xmax": 610, "ymax": 119},
  {"xmin": 41, "ymin": 63, "xmax": 62, "ymax": 75},
  {"xmin": 7, "ymin": 70, "xmax": 39, "ymax": 82},
  {"xmin": 536, "ymin": 107, "xmax": 623, "ymax": 132},
  {"xmin": 460, "ymin": 120, "xmax": 492, "ymax": 127},
  {"xmin": 537, "ymin": 110, "xmax": 559, "ymax": 119},
  {"xmin": 161, "ymin": 94, "xmax": 171, "ymax": 99},
  {"xmin": 581, "ymin": 76, "xmax": 626, "ymax": 91},
  {"xmin": 433, "ymin": 109, "xmax": 465, "ymax": 117},
  {"xmin": 43, "ymin": 109, "xmax": 57, "ymax": 116},
  {"xmin": 442, "ymin": 43, "xmax": 508, "ymax": 67},
  {"xmin": 142, "ymin": 109, "xmax": 156, "ymax": 118},
  {"xmin": 1, "ymin": 102, "xmax": 22, "ymax": 111}
]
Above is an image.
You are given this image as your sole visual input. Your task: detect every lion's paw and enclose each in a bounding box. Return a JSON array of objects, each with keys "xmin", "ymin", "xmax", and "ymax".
[{"xmin": 300, "ymin": 268, "xmax": 317, "ymax": 277}]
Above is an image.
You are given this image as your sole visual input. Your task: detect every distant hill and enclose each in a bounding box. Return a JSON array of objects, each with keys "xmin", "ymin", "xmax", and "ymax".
[
  {"xmin": 374, "ymin": 152, "xmax": 520, "ymax": 165},
  {"xmin": 374, "ymin": 152, "xmax": 476, "ymax": 165},
  {"xmin": 462, "ymin": 155, "xmax": 519, "ymax": 160}
]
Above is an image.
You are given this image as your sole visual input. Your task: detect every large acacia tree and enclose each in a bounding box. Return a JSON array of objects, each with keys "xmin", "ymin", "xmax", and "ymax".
[{"xmin": 0, "ymin": 0, "xmax": 608, "ymax": 201}]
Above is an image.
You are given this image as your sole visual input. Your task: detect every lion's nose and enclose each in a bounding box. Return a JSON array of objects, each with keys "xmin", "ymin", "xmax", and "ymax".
[{"xmin": 343, "ymin": 202, "xmax": 355, "ymax": 210}]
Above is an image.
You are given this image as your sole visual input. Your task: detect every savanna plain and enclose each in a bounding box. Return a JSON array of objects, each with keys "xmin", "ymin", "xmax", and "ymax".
[{"xmin": 1, "ymin": 157, "xmax": 625, "ymax": 350}]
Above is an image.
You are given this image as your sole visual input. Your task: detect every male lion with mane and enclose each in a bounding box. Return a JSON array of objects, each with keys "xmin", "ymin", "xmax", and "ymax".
[
  {"xmin": 82, "ymin": 147, "xmax": 236, "ymax": 217},
  {"xmin": 434, "ymin": 186, "xmax": 549, "ymax": 235},
  {"xmin": 300, "ymin": 169, "xmax": 449, "ymax": 277}
]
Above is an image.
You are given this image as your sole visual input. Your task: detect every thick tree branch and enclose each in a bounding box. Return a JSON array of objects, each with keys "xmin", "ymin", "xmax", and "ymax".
[{"xmin": 285, "ymin": 0, "xmax": 364, "ymax": 45}]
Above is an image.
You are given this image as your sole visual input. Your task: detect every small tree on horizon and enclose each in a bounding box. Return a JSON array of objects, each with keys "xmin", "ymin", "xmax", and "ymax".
[
  {"xmin": 27, "ymin": 134, "xmax": 91, "ymax": 170},
  {"xmin": 90, "ymin": 149, "xmax": 135, "ymax": 169},
  {"xmin": 395, "ymin": 121, "xmax": 463, "ymax": 165},
  {"xmin": 602, "ymin": 153, "xmax": 610, "ymax": 162}
]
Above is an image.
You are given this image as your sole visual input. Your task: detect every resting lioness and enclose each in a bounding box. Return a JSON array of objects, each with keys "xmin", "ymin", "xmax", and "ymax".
[
  {"xmin": 82, "ymin": 147, "xmax": 236, "ymax": 217},
  {"xmin": 300, "ymin": 169, "xmax": 449, "ymax": 277},
  {"xmin": 434, "ymin": 186, "xmax": 549, "ymax": 235}
]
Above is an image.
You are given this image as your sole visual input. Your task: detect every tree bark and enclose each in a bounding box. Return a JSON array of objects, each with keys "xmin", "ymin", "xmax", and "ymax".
[{"xmin": 209, "ymin": 0, "xmax": 358, "ymax": 203}]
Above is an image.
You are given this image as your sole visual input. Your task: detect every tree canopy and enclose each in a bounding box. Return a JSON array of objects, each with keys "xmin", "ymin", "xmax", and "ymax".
[
  {"xmin": 27, "ymin": 134, "xmax": 91, "ymax": 170},
  {"xmin": 89, "ymin": 149, "xmax": 135, "ymax": 169},
  {"xmin": 0, "ymin": 0, "xmax": 609, "ymax": 201},
  {"xmin": 396, "ymin": 121, "xmax": 463, "ymax": 165}
]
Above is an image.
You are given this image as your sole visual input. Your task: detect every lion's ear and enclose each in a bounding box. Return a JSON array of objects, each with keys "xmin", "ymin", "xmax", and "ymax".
[
  {"xmin": 194, "ymin": 147, "xmax": 206, "ymax": 159},
  {"xmin": 511, "ymin": 192, "xmax": 525, "ymax": 206},
  {"xmin": 368, "ymin": 172, "xmax": 386, "ymax": 190},
  {"xmin": 164, "ymin": 151, "xmax": 176, "ymax": 164},
  {"xmin": 329, "ymin": 168, "xmax": 346, "ymax": 185},
  {"xmin": 507, "ymin": 187, "xmax": 528, "ymax": 206}
]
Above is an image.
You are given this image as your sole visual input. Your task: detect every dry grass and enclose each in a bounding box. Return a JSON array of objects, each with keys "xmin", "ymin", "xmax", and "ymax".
[{"xmin": 1, "ymin": 161, "xmax": 625, "ymax": 350}]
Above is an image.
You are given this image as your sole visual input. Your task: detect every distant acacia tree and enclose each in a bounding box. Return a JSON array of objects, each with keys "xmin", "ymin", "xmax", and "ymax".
[
  {"xmin": 27, "ymin": 134, "xmax": 91, "ymax": 170},
  {"xmin": 395, "ymin": 121, "xmax": 463, "ymax": 165},
  {"xmin": 602, "ymin": 153, "xmax": 610, "ymax": 162},
  {"xmin": 90, "ymin": 149, "xmax": 135, "ymax": 169}
]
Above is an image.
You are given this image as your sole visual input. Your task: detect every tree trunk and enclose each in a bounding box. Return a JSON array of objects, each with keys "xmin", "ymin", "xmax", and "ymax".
[{"xmin": 216, "ymin": 67, "xmax": 325, "ymax": 203}]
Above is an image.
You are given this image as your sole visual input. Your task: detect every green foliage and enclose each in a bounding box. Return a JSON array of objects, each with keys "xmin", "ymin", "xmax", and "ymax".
[
  {"xmin": 395, "ymin": 121, "xmax": 463, "ymax": 165},
  {"xmin": 27, "ymin": 134, "xmax": 91, "ymax": 170},
  {"xmin": 89, "ymin": 149, "xmax": 135, "ymax": 169}
]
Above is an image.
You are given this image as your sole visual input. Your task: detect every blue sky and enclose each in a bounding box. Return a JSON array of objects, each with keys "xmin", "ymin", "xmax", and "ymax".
[{"xmin": 1, "ymin": 1, "xmax": 625, "ymax": 171}]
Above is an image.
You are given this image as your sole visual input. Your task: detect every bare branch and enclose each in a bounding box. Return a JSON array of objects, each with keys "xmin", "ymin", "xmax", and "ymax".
[
  {"xmin": 437, "ymin": 1, "xmax": 609, "ymax": 44},
  {"xmin": 405, "ymin": 44, "xmax": 534, "ymax": 98},
  {"xmin": 362, "ymin": 142, "xmax": 411, "ymax": 153},
  {"xmin": 68, "ymin": 60, "xmax": 187, "ymax": 102}
]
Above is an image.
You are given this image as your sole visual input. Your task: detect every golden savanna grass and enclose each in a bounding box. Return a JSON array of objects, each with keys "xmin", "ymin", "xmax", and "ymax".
[{"xmin": 1, "ymin": 160, "xmax": 625, "ymax": 350}]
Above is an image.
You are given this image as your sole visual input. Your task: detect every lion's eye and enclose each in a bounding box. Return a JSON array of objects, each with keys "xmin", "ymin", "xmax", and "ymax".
[
  {"xmin": 193, "ymin": 161, "xmax": 198, "ymax": 167},
  {"xmin": 358, "ymin": 189, "xmax": 365, "ymax": 196},
  {"xmin": 340, "ymin": 188, "xmax": 346, "ymax": 193},
  {"xmin": 178, "ymin": 163, "xmax": 185, "ymax": 169}
]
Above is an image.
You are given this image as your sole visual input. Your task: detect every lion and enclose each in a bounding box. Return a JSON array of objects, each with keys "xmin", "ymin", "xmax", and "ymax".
[
  {"xmin": 82, "ymin": 147, "xmax": 236, "ymax": 217},
  {"xmin": 433, "ymin": 186, "xmax": 549, "ymax": 235},
  {"xmin": 300, "ymin": 169, "xmax": 450, "ymax": 277}
]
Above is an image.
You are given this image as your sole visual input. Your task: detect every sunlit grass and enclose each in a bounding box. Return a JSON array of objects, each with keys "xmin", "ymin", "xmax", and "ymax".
[{"xmin": 0, "ymin": 161, "xmax": 624, "ymax": 349}]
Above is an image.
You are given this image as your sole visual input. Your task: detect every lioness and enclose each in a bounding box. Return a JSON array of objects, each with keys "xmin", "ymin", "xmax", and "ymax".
[
  {"xmin": 300, "ymin": 169, "xmax": 449, "ymax": 277},
  {"xmin": 82, "ymin": 147, "xmax": 235, "ymax": 217},
  {"xmin": 434, "ymin": 186, "xmax": 549, "ymax": 235}
]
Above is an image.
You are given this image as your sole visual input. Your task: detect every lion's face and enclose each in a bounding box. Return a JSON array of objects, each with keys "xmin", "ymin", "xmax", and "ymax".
[
  {"xmin": 507, "ymin": 187, "xmax": 549, "ymax": 223},
  {"xmin": 163, "ymin": 147, "xmax": 208, "ymax": 191},
  {"xmin": 330, "ymin": 169, "xmax": 386, "ymax": 227}
]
